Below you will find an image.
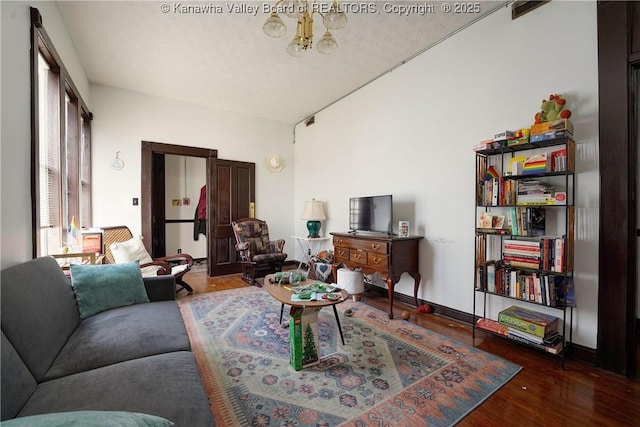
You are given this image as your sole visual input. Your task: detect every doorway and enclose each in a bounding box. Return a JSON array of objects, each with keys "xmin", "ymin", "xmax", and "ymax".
[{"xmin": 140, "ymin": 141, "xmax": 255, "ymax": 277}]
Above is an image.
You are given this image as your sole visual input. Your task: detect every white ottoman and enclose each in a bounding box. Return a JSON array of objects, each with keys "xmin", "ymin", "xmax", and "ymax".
[{"xmin": 337, "ymin": 268, "xmax": 364, "ymax": 301}]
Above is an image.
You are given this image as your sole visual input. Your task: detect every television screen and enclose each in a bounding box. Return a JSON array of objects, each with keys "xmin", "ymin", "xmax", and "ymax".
[{"xmin": 349, "ymin": 195, "xmax": 393, "ymax": 234}]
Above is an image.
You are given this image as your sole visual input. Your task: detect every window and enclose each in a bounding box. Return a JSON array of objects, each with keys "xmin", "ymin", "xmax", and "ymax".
[{"xmin": 31, "ymin": 8, "xmax": 92, "ymax": 257}]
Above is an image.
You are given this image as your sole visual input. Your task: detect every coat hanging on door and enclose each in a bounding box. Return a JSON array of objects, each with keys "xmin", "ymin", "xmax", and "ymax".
[{"xmin": 194, "ymin": 185, "xmax": 207, "ymax": 240}]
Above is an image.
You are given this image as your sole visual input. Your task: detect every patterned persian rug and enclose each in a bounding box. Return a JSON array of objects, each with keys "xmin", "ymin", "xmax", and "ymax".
[{"xmin": 178, "ymin": 287, "xmax": 521, "ymax": 426}]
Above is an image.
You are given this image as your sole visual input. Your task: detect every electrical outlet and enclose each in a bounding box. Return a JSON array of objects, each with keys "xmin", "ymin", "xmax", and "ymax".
[
  {"xmin": 132, "ymin": 198, "xmax": 138, "ymax": 206},
  {"xmin": 177, "ymin": 248, "xmax": 182, "ymax": 254}
]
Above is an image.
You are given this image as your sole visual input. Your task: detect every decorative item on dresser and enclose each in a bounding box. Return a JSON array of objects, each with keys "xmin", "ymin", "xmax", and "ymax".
[{"xmin": 330, "ymin": 232, "xmax": 424, "ymax": 319}]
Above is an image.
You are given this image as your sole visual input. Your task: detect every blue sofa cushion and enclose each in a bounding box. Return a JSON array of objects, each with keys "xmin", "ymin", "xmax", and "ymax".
[
  {"xmin": 0, "ymin": 257, "xmax": 80, "ymax": 382},
  {"xmin": 1, "ymin": 411, "xmax": 174, "ymax": 427},
  {"xmin": 70, "ymin": 261, "xmax": 149, "ymax": 319}
]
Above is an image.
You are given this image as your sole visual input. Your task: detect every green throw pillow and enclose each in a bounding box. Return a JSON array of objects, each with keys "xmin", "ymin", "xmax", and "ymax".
[
  {"xmin": 0, "ymin": 411, "xmax": 174, "ymax": 426},
  {"xmin": 70, "ymin": 261, "xmax": 150, "ymax": 319}
]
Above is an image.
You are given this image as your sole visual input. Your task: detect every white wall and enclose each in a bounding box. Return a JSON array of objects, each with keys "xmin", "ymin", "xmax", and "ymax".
[
  {"xmin": 90, "ymin": 84, "xmax": 296, "ymax": 250},
  {"xmin": 294, "ymin": 1, "xmax": 599, "ymax": 348},
  {"xmin": 0, "ymin": 0, "xmax": 601, "ymax": 349},
  {"xmin": 1, "ymin": 1, "xmax": 90, "ymax": 269}
]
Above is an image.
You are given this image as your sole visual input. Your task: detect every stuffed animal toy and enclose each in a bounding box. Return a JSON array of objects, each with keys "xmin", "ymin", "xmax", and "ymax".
[{"xmin": 534, "ymin": 94, "xmax": 572, "ymax": 124}]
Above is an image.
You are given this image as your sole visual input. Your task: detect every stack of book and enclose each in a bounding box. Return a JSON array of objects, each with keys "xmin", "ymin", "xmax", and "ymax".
[
  {"xmin": 499, "ymin": 306, "xmax": 563, "ymax": 354},
  {"xmin": 475, "ymin": 317, "xmax": 564, "ymax": 355},
  {"xmin": 516, "ymin": 180, "xmax": 556, "ymax": 205},
  {"xmin": 503, "ymin": 239, "xmax": 541, "ymax": 269}
]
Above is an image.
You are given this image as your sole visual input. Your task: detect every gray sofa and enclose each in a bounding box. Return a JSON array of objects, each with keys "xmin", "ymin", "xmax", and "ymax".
[{"xmin": 1, "ymin": 256, "xmax": 214, "ymax": 426}]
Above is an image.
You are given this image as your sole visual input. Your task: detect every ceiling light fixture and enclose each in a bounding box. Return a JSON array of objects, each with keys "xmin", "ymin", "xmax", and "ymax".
[{"xmin": 263, "ymin": 0, "xmax": 347, "ymax": 57}]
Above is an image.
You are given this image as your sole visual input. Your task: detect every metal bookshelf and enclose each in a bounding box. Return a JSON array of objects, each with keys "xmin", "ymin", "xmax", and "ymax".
[{"xmin": 472, "ymin": 134, "xmax": 575, "ymax": 368}]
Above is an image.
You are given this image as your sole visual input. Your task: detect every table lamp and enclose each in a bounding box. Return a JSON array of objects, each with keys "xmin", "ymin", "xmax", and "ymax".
[{"xmin": 301, "ymin": 198, "xmax": 327, "ymax": 238}]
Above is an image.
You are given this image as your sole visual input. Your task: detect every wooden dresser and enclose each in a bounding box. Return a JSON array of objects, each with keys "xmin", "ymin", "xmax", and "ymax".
[{"xmin": 330, "ymin": 232, "xmax": 424, "ymax": 319}]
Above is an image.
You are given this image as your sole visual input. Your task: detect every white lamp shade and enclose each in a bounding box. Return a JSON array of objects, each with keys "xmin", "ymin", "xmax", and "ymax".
[{"xmin": 300, "ymin": 199, "xmax": 327, "ymax": 221}]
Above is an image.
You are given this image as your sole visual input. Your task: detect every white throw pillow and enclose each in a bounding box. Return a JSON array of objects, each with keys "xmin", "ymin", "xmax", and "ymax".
[{"xmin": 109, "ymin": 236, "xmax": 159, "ymax": 277}]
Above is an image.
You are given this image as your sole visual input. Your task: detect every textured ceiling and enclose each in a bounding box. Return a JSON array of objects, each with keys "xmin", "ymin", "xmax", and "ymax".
[{"xmin": 57, "ymin": 1, "xmax": 508, "ymax": 124}]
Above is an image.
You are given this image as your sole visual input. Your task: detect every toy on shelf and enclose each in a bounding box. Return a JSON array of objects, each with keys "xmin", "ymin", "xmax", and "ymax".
[{"xmin": 534, "ymin": 94, "xmax": 572, "ymax": 124}]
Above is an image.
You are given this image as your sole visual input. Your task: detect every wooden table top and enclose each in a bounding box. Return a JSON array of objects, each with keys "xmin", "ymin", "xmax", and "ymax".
[{"xmin": 263, "ymin": 274, "xmax": 349, "ymax": 308}]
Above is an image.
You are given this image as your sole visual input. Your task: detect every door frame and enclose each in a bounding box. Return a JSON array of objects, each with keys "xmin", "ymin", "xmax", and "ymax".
[
  {"xmin": 141, "ymin": 141, "xmax": 218, "ymax": 276},
  {"xmin": 597, "ymin": 1, "xmax": 638, "ymax": 377}
]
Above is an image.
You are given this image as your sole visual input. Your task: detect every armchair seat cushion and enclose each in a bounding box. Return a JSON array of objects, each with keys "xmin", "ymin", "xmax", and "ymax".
[
  {"xmin": 170, "ymin": 264, "xmax": 189, "ymax": 276},
  {"xmin": 251, "ymin": 253, "xmax": 288, "ymax": 263}
]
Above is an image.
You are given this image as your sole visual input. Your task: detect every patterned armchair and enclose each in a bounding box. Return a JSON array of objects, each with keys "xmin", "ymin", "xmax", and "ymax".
[{"xmin": 232, "ymin": 218, "xmax": 288, "ymax": 286}]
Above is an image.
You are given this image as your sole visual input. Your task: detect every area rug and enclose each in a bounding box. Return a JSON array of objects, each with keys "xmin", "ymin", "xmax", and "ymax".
[{"xmin": 178, "ymin": 287, "xmax": 521, "ymax": 426}]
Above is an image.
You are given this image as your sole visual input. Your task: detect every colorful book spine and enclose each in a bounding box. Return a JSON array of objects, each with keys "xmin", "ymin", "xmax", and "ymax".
[
  {"xmin": 507, "ymin": 331, "xmax": 564, "ymax": 354},
  {"xmin": 498, "ymin": 305, "xmax": 559, "ymax": 339},
  {"xmin": 476, "ymin": 318, "xmax": 508, "ymax": 336}
]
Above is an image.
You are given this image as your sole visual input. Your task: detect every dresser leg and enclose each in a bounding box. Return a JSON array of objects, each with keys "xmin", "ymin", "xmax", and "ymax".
[
  {"xmin": 411, "ymin": 272, "xmax": 421, "ymax": 307},
  {"xmin": 386, "ymin": 277, "xmax": 395, "ymax": 319}
]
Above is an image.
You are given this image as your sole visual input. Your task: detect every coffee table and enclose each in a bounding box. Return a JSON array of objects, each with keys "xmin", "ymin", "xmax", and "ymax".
[{"xmin": 263, "ymin": 274, "xmax": 348, "ymax": 346}]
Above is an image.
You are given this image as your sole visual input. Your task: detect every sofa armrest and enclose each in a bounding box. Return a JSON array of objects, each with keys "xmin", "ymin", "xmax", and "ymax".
[{"xmin": 143, "ymin": 275, "xmax": 176, "ymax": 301}]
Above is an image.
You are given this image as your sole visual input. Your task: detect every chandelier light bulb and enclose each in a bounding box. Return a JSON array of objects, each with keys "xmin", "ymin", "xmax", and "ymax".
[
  {"xmin": 286, "ymin": 38, "xmax": 306, "ymax": 57},
  {"xmin": 264, "ymin": 0, "xmax": 346, "ymax": 56},
  {"xmin": 316, "ymin": 31, "xmax": 338, "ymax": 55},
  {"xmin": 263, "ymin": 12, "xmax": 287, "ymax": 38},
  {"xmin": 323, "ymin": 1, "xmax": 347, "ymax": 30}
]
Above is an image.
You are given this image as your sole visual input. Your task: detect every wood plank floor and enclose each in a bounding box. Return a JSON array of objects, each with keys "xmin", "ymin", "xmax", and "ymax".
[{"xmin": 179, "ymin": 269, "xmax": 640, "ymax": 426}]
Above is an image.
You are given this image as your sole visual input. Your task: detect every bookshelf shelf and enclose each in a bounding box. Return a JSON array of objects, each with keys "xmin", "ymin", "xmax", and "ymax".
[
  {"xmin": 473, "ymin": 133, "xmax": 575, "ymax": 368},
  {"xmin": 474, "ymin": 289, "xmax": 572, "ymax": 309}
]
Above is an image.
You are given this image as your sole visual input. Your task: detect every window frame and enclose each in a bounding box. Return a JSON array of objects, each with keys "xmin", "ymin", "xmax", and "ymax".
[{"xmin": 31, "ymin": 7, "xmax": 93, "ymax": 258}]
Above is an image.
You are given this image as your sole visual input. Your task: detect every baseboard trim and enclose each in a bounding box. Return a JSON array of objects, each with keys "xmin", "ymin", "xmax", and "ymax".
[{"xmin": 363, "ymin": 283, "xmax": 597, "ymax": 366}]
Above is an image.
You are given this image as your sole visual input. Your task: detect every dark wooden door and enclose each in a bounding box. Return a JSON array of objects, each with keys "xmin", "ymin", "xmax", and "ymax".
[
  {"xmin": 209, "ymin": 159, "xmax": 255, "ymax": 276},
  {"xmin": 151, "ymin": 152, "xmax": 166, "ymax": 258}
]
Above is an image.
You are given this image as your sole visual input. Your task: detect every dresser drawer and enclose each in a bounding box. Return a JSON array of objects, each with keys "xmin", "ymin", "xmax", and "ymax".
[
  {"xmin": 334, "ymin": 247, "xmax": 349, "ymax": 262},
  {"xmin": 368, "ymin": 253, "xmax": 388, "ymax": 269},
  {"xmin": 333, "ymin": 236, "xmax": 355, "ymax": 248},
  {"xmin": 349, "ymin": 249, "xmax": 368, "ymax": 265},
  {"xmin": 333, "ymin": 236, "xmax": 388, "ymax": 254}
]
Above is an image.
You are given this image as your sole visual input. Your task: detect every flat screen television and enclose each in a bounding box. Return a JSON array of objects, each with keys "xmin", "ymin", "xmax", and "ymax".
[{"xmin": 349, "ymin": 194, "xmax": 393, "ymax": 234}]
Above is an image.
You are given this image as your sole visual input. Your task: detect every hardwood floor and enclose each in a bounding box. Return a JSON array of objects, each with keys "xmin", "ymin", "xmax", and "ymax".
[{"xmin": 179, "ymin": 270, "xmax": 640, "ymax": 426}]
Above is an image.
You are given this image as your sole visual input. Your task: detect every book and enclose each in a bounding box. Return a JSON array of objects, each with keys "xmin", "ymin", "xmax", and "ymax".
[
  {"xmin": 507, "ymin": 326, "xmax": 544, "ymax": 344},
  {"xmin": 498, "ymin": 305, "xmax": 559, "ymax": 339},
  {"xmin": 507, "ymin": 330, "xmax": 565, "ymax": 354},
  {"xmin": 530, "ymin": 208, "xmax": 545, "ymax": 236},
  {"xmin": 554, "ymin": 276, "xmax": 576, "ymax": 307},
  {"xmin": 509, "ymin": 156, "xmax": 526, "ymax": 176},
  {"xmin": 523, "ymin": 153, "xmax": 549, "ymax": 175},
  {"xmin": 486, "ymin": 262, "xmax": 496, "ymax": 293},
  {"xmin": 476, "ymin": 318, "xmax": 508, "ymax": 335}
]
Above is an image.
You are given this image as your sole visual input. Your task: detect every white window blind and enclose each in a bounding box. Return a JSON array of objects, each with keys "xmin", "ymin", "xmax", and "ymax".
[{"xmin": 38, "ymin": 52, "xmax": 62, "ymax": 254}]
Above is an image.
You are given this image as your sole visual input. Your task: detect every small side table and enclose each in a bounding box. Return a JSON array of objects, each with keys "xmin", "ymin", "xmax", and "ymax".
[
  {"xmin": 52, "ymin": 252, "xmax": 105, "ymax": 279},
  {"xmin": 291, "ymin": 236, "xmax": 331, "ymax": 270}
]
